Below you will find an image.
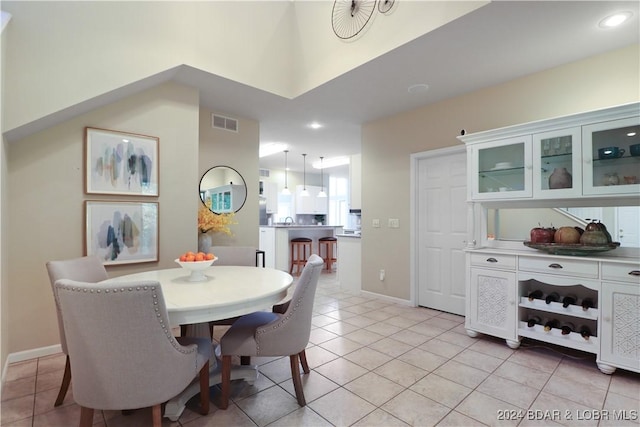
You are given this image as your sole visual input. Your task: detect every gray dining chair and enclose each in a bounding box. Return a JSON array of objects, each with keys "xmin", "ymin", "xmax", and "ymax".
[
  {"xmin": 219, "ymin": 254, "xmax": 324, "ymax": 409},
  {"xmin": 54, "ymin": 279, "xmax": 211, "ymax": 427},
  {"xmin": 45, "ymin": 255, "xmax": 109, "ymax": 407}
]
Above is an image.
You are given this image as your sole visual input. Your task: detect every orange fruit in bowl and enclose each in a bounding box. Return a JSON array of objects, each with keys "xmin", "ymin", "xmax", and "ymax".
[
  {"xmin": 185, "ymin": 254, "xmax": 196, "ymax": 262},
  {"xmin": 179, "ymin": 254, "xmax": 188, "ymax": 262},
  {"xmin": 194, "ymin": 252, "xmax": 205, "ymax": 261},
  {"xmin": 205, "ymin": 253, "xmax": 214, "ymax": 260}
]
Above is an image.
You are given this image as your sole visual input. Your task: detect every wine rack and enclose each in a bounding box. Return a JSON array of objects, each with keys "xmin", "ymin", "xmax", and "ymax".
[{"xmin": 518, "ymin": 281, "xmax": 598, "ymax": 354}]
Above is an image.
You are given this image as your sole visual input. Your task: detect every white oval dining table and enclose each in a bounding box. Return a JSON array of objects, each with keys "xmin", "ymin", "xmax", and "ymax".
[{"xmin": 102, "ymin": 265, "xmax": 294, "ymax": 420}]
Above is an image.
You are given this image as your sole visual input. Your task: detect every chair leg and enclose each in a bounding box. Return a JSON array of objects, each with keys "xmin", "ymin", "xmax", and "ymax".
[
  {"xmin": 79, "ymin": 406, "xmax": 94, "ymax": 427},
  {"xmin": 289, "ymin": 354, "xmax": 306, "ymax": 407},
  {"xmin": 54, "ymin": 355, "xmax": 71, "ymax": 407},
  {"xmin": 220, "ymin": 355, "xmax": 232, "ymax": 409},
  {"xmin": 151, "ymin": 404, "xmax": 162, "ymax": 427},
  {"xmin": 199, "ymin": 361, "xmax": 210, "ymax": 415},
  {"xmin": 299, "ymin": 350, "xmax": 310, "ymax": 374}
]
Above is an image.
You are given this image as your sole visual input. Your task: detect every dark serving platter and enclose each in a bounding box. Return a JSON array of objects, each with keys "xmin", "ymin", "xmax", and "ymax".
[{"xmin": 523, "ymin": 241, "xmax": 620, "ymax": 256}]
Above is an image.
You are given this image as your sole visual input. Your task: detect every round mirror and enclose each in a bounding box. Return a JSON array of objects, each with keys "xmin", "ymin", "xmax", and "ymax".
[{"xmin": 199, "ymin": 166, "xmax": 247, "ymax": 214}]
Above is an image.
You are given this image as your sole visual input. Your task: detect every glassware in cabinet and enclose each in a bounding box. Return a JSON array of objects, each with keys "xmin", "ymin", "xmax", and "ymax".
[
  {"xmin": 532, "ymin": 127, "xmax": 582, "ymax": 198},
  {"xmin": 582, "ymin": 116, "xmax": 640, "ymax": 196},
  {"xmin": 471, "ymin": 135, "xmax": 532, "ymax": 199}
]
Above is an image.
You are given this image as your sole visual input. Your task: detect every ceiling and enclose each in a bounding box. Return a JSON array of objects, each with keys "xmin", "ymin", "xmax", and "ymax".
[{"xmin": 176, "ymin": 1, "xmax": 638, "ymax": 175}]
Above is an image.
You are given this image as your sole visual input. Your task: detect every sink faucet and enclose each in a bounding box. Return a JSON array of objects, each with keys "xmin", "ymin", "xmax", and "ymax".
[{"xmin": 284, "ymin": 217, "xmax": 294, "ymax": 225}]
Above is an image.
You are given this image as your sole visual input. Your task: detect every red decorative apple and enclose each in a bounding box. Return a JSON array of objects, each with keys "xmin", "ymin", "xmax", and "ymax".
[
  {"xmin": 554, "ymin": 226, "xmax": 581, "ymax": 244},
  {"xmin": 530, "ymin": 225, "xmax": 555, "ymax": 243}
]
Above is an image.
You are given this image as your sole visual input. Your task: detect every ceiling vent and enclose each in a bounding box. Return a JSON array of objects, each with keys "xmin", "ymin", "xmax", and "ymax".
[
  {"xmin": 211, "ymin": 114, "xmax": 238, "ymax": 132},
  {"xmin": 259, "ymin": 169, "xmax": 270, "ymax": 178}
]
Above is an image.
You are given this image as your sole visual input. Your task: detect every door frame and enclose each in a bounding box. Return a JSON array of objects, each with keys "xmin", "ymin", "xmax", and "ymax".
[{"xmin": 410, "ymin": 145, "xmax": 467, "ymax": 308}]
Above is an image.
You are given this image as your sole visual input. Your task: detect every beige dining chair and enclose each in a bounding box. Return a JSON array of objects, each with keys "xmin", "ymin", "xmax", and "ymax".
[
  {"xmin": 219, "ymin": 254, "xmax": 324, "ymax": 409},
  {"xmin": 54, "ymin": 279, "xmax": 211, "ymax": 427},
  {"xmin": 45, "ymin": 255, "xmax": 109, "ymax": 407}
]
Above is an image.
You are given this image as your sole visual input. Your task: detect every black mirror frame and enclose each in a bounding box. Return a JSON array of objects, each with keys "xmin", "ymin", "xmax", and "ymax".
[{"xmin": 199, "ymin": 165, "xmax": 247, "ymax": 214}]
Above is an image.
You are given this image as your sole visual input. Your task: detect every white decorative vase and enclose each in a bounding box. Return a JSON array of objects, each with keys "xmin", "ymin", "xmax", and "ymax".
[{"xmin": 198, "ymin": 233, "xmax": 212, "ymax": 253}]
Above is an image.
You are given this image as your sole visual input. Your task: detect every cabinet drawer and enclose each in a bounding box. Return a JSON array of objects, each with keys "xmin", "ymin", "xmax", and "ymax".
[
  {"xmin": 602, "ymin": 262, "xmax": 640, "ymax": 284},
  {"xmin": 470, "ymin": 253, "xmax": 516, "ymax": 270},
  {"xmin": 518, "ymin": 256, "xmax": 598, "ymax": 279}
]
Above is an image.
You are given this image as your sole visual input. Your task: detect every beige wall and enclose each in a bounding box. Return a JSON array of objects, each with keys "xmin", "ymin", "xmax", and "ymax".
[
  {"xmin": 1, "ymin": 16, "xmax": 8, "ymax": 374},
  {"xmin": 361, "ymin": 44, "xmax": 640, "ymax": 300},
  {"xmin": 2, "ymin": 1, "xmax": 484, "ymax": 135},
  {"xmin": 6, "ymin": 83, "xmax": 200, "ymax": 354},
  {"xmin": 198, "ymin": 108, "xmax": 260, "ymax": 247}
]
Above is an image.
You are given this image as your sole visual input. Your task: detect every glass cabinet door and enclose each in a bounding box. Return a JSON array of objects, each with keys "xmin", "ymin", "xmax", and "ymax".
[
  {"xmin": 583, "ymin": 117, "xmax": 640, "ymax": 196},
  {"xmin": 533, "ymin": 127, "xmax": 582, "ymax": 198},
  {"xmin": 472, "ymin": 135, "xmax": 532, "ymax": 200}
]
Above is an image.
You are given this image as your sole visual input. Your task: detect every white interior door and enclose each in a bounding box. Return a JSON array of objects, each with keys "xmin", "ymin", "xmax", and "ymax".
[
  {"xmin": 416, "ymin": 148, "xmax": 467, "ymax": 315},
  {"xmin": 616, "ymin": 206, "xmax": 640, "ymax": 247}
]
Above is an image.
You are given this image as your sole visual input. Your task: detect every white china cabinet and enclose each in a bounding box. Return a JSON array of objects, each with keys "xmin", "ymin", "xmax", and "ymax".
[
  {"xmin": 460, "ymin": 103, "xmax": 640, "ymax": 375},
  {"xmin": 463, "ymin": 103, "xmax": 640, "ymax": 202}
]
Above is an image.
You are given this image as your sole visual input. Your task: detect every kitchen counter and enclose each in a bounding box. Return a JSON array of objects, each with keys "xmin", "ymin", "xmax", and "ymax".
[{"xmin": 337, "ymin": 234, "xmax": 361, "ymax": 291}]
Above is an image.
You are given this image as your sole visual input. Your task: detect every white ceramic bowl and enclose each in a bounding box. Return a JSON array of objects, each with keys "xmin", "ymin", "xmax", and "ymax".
[{"xmin": 175, "ymin": 257, "xmax": 218, "ymax": 282}]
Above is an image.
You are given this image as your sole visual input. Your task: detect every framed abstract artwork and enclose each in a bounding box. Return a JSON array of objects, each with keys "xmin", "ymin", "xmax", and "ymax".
[
  {"xmin": 85, "ymin": 127, "xmax": 159, "ymax": 196},
  {"xmin": 85, "ymin": 201, "xmax": 159, "ymax": 265}
]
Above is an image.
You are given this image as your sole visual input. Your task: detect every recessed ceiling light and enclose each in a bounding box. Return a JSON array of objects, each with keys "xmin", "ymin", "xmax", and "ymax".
[
  {"xmin": 408, "ymin": 83, "xmax": 429, "ymax": 94},
  {"xmin": 627, "ymin": 132, "xmax": 637, "ymax": 137},
  {"xmin": 599, "ymin": 11, "xmax": 632, "ymax": 28},
  {"xmin": 309, "ymin": 122, "xmax": 323, "ymax": 129}
]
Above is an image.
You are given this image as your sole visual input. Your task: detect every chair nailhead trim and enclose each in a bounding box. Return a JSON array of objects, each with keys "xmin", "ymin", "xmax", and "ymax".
[{"xmin": 57, "ymin": 283, "xmax": 196, "ymax": 355}]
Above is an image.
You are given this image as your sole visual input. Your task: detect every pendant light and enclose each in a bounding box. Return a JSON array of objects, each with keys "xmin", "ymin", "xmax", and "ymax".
[
  {"xmin": 318, "ymin": 156, "xmax": 327, "ymax": 197},
  {"xmin": 301, "ymin": 154, "xmax": 310, "ymax": 197},
  {"xmin": 281, "ymin": 150, "xmax": 291, "ymax": 195}
]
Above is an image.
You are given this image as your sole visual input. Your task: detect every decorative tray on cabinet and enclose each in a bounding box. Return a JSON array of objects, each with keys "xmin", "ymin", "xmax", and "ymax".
[{"xmin": 523, "ymin": 241, "xmax": 620, "ymax": 256}]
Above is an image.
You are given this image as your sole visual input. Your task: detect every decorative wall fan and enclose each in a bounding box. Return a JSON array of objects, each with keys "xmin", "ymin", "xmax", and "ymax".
[
  {"xmin": 331, "ymin": 0, "xmax": 377, "ymax": 40},
  {"xmin": 378, "ymin": 0, "xmax": 395, "ymax": 14}
]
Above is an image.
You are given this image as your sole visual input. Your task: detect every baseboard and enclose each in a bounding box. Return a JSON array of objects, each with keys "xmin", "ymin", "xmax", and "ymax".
[
  {"xmin": 7, "ymin": 344, "xmax": 62, "ymax": 364},
  {"xmin": 1, "ymin": 345, "xmax": 59, "ymax": 393},
  {"xmin": 360, "ymin": 289, "xmax": 413, "ymax": 306}
]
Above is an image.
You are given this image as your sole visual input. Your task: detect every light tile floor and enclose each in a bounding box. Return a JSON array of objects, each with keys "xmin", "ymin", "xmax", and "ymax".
[{"xmin": 2, "ymin": 272, "xmax": 639, "ymax": 427}]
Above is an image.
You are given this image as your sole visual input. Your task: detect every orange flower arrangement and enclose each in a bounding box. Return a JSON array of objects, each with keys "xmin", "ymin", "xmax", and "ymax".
[{"xmin": 198, "ymin": 203, "xmax": 236, "ymax": 235}]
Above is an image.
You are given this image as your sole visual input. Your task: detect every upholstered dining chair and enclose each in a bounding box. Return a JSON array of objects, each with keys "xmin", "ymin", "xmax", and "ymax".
[
  {"xmin": 45, "ymin": 256, "xmax": 109, "ymax": 407},
  {"xmin": 54, "ymin": 279, "xmax": 211, "ymax": 427},
  {"xmin": 219, "ymin": 254, "xmax": 324, "ymax": 409}
]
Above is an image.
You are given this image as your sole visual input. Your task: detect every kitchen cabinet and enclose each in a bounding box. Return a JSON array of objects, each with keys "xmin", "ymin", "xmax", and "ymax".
[
  {"xmin": 465, "ymin": 248, "xmax": 639, "ymax": 374},
  {"xmin": 206, "ymin": 184, "xmax": 246, "ymax": 213},
  {"xmin": 259, "ymin": 227, "xmax": 276, "ymax": 268},
  {"xmin": 460, "ymin": 102, "xmax": 639, "ymax": 202},
  {"xmin": 263, "ymin": 181, "xmax": 278, "ymax": 214},
  {"xmin": 349, "ymin": 154, "xmax": 362, "ymax": 210},
  {"xmin": 295, "ymin": 185, "xmax": 327, "ymax": 215}
]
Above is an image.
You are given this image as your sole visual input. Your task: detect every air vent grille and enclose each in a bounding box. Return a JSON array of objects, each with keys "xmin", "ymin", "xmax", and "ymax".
[
  {"xmin": 211, "ymin": 114, "xmax": 238, "ymax": 132},
  {"xmin": 259, "ymin": 169, "xmax": 270, "ymax": 177}
]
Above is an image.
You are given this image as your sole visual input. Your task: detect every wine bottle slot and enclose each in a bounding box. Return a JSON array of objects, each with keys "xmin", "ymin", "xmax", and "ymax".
[
  {"xmin": 544, "ymin": 319, "xmax": 558, "ymax": 331},
  {"xmin": 562, "ymin": 294, "xmax": 577, "ymax": 308},
  {"xmin": 579, "ymin": 325, "xmax": 592, "ymax": 340},
  {"xmin": 528, "ymin": 290, "xmax": 543, "ymax": 301},
  {"xmin": 560, "ymin": 321, "xmax": 575, "ymax": 335},
  {"xmin": 545, "ymin": 292, "xmax": 560, "ymax": 304},
  {"xmin": 581, "ymin": 297, "xmax": 594, "ymax": 311},
  {"xmin": 527, "ymin": 315, "xmax": 541, "ymax": 328}
]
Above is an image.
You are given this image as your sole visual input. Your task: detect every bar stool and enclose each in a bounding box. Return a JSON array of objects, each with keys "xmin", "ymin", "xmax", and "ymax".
[
  {"xmin": 290, "ymin": 238, "xmax": 312, "ymax": 276},
  {"xmin": 318, "ymin": 236, "xmax": 337, "ymax": 271}
]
